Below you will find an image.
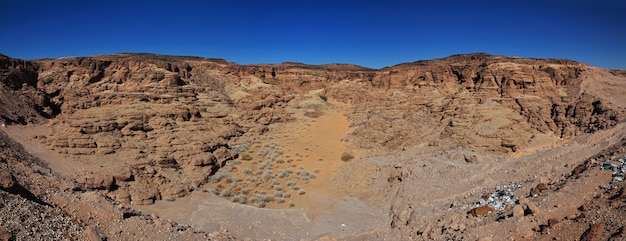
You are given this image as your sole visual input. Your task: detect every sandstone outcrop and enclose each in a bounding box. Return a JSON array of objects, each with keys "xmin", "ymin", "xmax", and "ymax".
[
  {"xmin": 1, "ymin": 52, "xmax": 626, "ymax": 240},
  {"xmin": 341, "ymin": 54, "xmax": 624, "ymax": 156},
  {"xmin": 1, "ymin": 53, "xmax": 625, "ymax": 207}
]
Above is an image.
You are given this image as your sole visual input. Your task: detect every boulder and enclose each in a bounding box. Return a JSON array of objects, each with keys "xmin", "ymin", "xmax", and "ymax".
[{"xmin": 470, "ymin": 206, "xmax": 495, "ymax": 217}]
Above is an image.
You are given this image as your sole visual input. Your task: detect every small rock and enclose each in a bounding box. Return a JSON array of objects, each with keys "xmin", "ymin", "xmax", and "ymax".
[
  {"xmin": 525, "ymin": 202, "xmax": 539, "ymax": 215},
  {"xmin": 470, "ymin": 206, "xmax": 495, "ymax": 217},
  {"xmin": 579, "ymin": 204, "xmax": 589, "ymax": 211},
  {"xmin": 530, "ymin": 183, "xmax": 549, "ymax": 196},
  {"xmin": 522, "ymin": 230, "xmax": 535, "ymax": 239},
  {"xmin": 513, "ymin": 205, "xmax": 525, "ymax": 217},
  {"xmin": 581, "ymin": 223, "xmax": 604, "ymax": 241},
  {"xmin": 0, "ymin": 171, "xmax": 16, "ymax": 189},
  {"xmin": 610, "ymin": 200, "xmax": 621, "ymax": 208},
  {"xmin": 464, "ymin": 153, "xmax": 482, "ymax": 164},
  {"xmin": 530, "ymin": 188, "xmax": 540, "ymax": 197},
  {"xmin": 457, "ymin": 224, "xmax": 466, "ymax": 232},
  {"xmin": 547, "ymin": 218, "xmax": 560, "ymax": 227},
  {"xmin": 428, "ymin": 228, "xmax": 441, "ymax": 239},
  {"xmin": 84, "ymin": 226, "xmax": 103, "ymax": 241},
  {"xmin": 0, "ymin": 227, "xmax": 12, "ymax": 241},
  {"xmin": 572, "ymin": 164, "xmax": 586, "ymax": 175},
  {"xmin": 536, "ymin": 183, "xmax": 549, "ymax": 191}
]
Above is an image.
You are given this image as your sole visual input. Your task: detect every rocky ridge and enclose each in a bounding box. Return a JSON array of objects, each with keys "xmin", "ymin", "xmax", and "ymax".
[{"xmin": 0, "ymin": 130, "xmax": 234, "ymax": 240}]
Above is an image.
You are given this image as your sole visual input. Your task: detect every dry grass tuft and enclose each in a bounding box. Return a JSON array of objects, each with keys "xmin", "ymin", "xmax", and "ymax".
[{"xmin": 340, "ymin": 151, "xmax": 354, "ymax": 162}]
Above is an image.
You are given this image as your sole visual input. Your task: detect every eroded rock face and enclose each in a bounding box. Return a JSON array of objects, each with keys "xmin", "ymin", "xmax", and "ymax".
[
  {"xmin": 0, "ymin": 53, "xmax": 624, "ymax": 206},
  {"xmin": 338, "ymin": 54, "xmax": 624, "ymax": 155}
]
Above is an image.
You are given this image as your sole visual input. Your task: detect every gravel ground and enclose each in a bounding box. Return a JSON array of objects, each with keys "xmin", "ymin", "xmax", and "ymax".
[{"xmin": 0, "ymin": 190, "xmax": 85, "ymax": 240}]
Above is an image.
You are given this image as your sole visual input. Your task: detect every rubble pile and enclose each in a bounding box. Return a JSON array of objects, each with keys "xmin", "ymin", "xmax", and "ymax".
[{"xmin": 474, "ymin": 183, "xmax": 522, "ymax": 210}]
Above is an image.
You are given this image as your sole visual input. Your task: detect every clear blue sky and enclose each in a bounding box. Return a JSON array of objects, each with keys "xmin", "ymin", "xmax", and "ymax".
[{"xmin": 1, "ymin": 0, "xmax": 624, "ymax": 69}]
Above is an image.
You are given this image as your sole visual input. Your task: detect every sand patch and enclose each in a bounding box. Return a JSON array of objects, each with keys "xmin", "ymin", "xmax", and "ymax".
[
  {"xmin": 201, "ymin": 99, "xmax": 356, "ymax": 212},
  {"xmin": 3, "ymin": 124, "xmax": 86, "ymax": 177}
]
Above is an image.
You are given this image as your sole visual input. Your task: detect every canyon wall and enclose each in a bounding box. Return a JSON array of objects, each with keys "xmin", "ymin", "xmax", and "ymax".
[{"xmin": 1, "ymin": 53, "xmax": 624, "ymax": 206}]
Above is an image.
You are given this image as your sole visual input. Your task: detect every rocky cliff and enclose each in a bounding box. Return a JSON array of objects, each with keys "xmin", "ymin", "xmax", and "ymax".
[
  {"xmin": 1, "ymin": 53, "xmax": 624, "ymax": 207},
  {"xmin": 342, "ymin": 54, "xmax": 624, "ymax": 156}
]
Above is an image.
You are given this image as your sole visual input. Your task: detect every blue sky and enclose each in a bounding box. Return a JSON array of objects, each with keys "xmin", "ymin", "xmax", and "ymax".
[{"xmin": 1, "ymin": 0, "xmax": 624, "ymax": 69}]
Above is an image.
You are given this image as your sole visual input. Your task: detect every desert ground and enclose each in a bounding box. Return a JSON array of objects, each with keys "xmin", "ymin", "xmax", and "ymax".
[{"xmin": 1, "ymin": 53, "xmax": 625, "ymax": 240}]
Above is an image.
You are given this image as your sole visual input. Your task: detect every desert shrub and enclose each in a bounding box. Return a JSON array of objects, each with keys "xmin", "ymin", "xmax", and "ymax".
[
  {"xmin": 289, "ymin": 201, "xmax": 295, "ymax": 207},
  {"xmin": 209, "ymin": 171, "xmax": 231, "ymax": 183},
  {"xmin": 278, "ymin": 169, "xmax": 291, "ymax": 178},
  {"xmin": 241, "ymin": 152, "xmax": 253, "ymax": 160},
  {"xmin": 291, "ymin": 185, "xmax": 300, "ymax": 191},
  {"xmin": 247, "ymin": 176, "xmax": 258, "ymax": 182},
  {"xmin": 286, "ymin": 181, "xmax": 297, "ymax": 187},
  {"xmin": 298, "ymin": 189, "xmax": 306, "ymax": 195},
  {"xmin": 300, "ymin": 170, "xmax": 310, "ymax": 177},
  {"xmin": 273, "ymin": 185, "xmax": 282, "ymax": 191},
  {"xmin": 262, "ymin": 170, "xmax": 275, "ymax": 180},
  {"xmin": 229, "ymin": 177, "xmax": 239, "ymax": 184},
  {"xmin": 314, "ymin": 168, "xmax": 321, "ymax": 173},
  {"xmin": 282, "ymin": 192, "xmax": 291, "ymax": 198},
  {"xmin": 205, "ymin": 188, "xmax": 218, "ymax": 195},
  {"xmin": 220, "ymin": 189, "xmax": 232, "ymax": 197},
  {"xmin": 231, "ymin": 143, "xmax": 250, "ymax": 153},
  {"xmin": 258, "ymin": 161, "xmax": 270, "ymax": 169},
  {"xmin": 275, "ymin": 197, "xmax": 285, "ymax": 204},
  {"xmin": 319, "ymin": 95, "xmax": 328, "ymax": 101},
  {"xmin": 243, "ymin": 167, "xmax": 253, "ymax": 175},
  {"xmin": 242, "ymin": 188, "xmax": 252, "ymax": 194},
  {"xmin": 341, "ymin": 151, "xmax": 354, "ymax": 162},
  {"xmin": 231, "ymin": 195, "xmax": 247, "ymax": 204},
  {"xmin": 274, "ymin": 191, "xmax": 283, "ymax": 197},
  {"xmin": 262, "ymin": 194, "xmax": 274, "ymax": 202},
  {"xmin": 250, "ymin": 193, "xmax": 274, "ymax": 204}
]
